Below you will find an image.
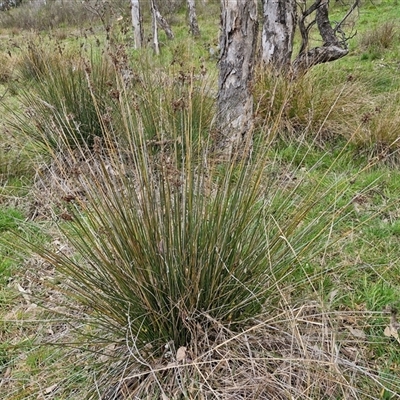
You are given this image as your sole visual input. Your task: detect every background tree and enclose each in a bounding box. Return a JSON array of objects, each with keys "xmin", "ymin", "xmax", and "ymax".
[
  {"xmin": 216, "ymin": 0, "xmax": 258, "ymax": 157},
  {"xmin": 261, "ymin": 0, "xmax": 359, "ymax": 75},
  {"xmin": 151, "ymin": 0, "xmax": 160, "ymax": 54},
  {"xmin": 131, "ymin": 0, "xmax": 142, "ymax": 49},
  {"xmin": 187, "ymin": 0, "xmax": 200, "ymax": 36},
  {"xmin": 293, "ymin": 0, "xmax": 359, "ymax": 75},
  {"xmin": 216, "ymin": 0, "xmax": 359, "ymax": 155},
  {"xmin": 153, "ymin": 0, "xmax": 174, "ymax": 40}
]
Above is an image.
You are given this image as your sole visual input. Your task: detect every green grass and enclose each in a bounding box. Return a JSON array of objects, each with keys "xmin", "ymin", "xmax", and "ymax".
[
  {"xmin": 0, "ymin": 208, "xmax": 23, "ymax": 232},
  {"xmin": 330, "ymin": 0, "xmax": 400, "ymax": 91}
]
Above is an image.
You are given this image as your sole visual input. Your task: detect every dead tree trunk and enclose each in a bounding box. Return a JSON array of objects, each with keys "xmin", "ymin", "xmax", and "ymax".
[
  {"xmin": 261, "ymin": 0, "xmax": 297, "ymax": 71},
  {"xmin": 259, "ymin": 0, "xmax": 358, "ymax": 77},
  {"xmin": 154, "ymin": 0, "xmax": 174, "ymax": 40},
  {"xmin": 131, "ymin": 0, "xmax": 142, "ymax": 49},
  {"xmin": 151, "ymin": 0, "xmax": 160, "ymax": 55},
  {"xmin": 187, "ymin": 0, "xmax": 200, "ymax": 37},
  {"xmin": 293, "ymin": 0, "xmax": 354, "ymax": 75},
  {"xmin": 216, "ymin": 0, "xmax": 258, "ymax": 158}
]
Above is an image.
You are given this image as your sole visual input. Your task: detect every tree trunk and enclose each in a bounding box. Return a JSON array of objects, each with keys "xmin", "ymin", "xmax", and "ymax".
[
  {"xmin": 261, "ymin": 0, "xmax": 297, "ymax": 71},
  {"xmin": 216, "ymin": 0, "xmax": 258, "ymax": 158},
  {"xmin": 293, "ymin": 0, "xmax": 349, "ymax": 75},
  {"xmin": 151, "ymin": 0, "xmax": 160, "ymax": 55},
  {"xmin": 187, "ymin": 0, "xmax": 201, "ymax": 37},
  {"xmin": 154, "ymin": 0, "xmax": 174, "ymax": 40},
  {"xmin": 131, "ymin": 0, "xmax": 142, "ymax": 49}
]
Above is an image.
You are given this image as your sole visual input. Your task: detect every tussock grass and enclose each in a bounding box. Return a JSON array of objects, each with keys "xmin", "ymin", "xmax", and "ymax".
[
  {"xmin": 253, "ymin": 66, "xmax": 370, "ymax": 141},
  {"xmin": 359, "ymin": 20, "xmax": 399, "ymax": 51},
  {"xmin": 10, "ymin": 43, "xmax": 118, "ymax": 151},
  {"xmin": 254, "ymin": 64, "xmax": 400, "ymax": 161},
  {"xmin": 351, "ymin": 92, "xmax": 400, "ymax": 162}
]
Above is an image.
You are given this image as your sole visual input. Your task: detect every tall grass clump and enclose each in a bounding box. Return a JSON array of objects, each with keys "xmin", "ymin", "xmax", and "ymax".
[
  {"xmin": 253, "ymin": 65, "xmax": 371, "ymax": 142},
  {"xmin": 9, "ymin": 43, "xmax": 214, "ymax": 155},
  {"xmin": 14, "ymin": 61, "xmax": 400, "ymax": 397},
  {"xmin": 352, "ymin": 91, "xmax": 400, "ymax": 161},
  {"xmin": 359, "ymin": 20, "xmax": 399, "ymax": 52},
  {"xmin": 9, "ymin": 42, "xmax": 119, "ymax": 151}
]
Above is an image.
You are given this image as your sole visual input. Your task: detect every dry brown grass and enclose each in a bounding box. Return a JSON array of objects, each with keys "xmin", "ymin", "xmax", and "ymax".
[
  {"xmin": 3, "ymin": 237, "xmax": 399, "ymax": 400},
  {"xmin": 88, "ymin": 304, "xmax": 396, "ymax": 399},
  {"xmin": 359, "ymin": 21, "xmax": 399, "ymax": 51},
  {"xmin": 351, "ymin": 92, "xmax": 400, "ymax": 162},
  {"xmin": 0, "ymin": 53, "xmax": 14, "ymax": 84},
  {"xmin": 253, "ymin": 66, "xmax": 372, "ymax": 142}
]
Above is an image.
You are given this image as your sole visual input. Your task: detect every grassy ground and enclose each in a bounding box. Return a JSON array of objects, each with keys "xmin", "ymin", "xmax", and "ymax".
[{"xmin": 1, "ymin": 0, "xmax": 400, "ymax": 398}]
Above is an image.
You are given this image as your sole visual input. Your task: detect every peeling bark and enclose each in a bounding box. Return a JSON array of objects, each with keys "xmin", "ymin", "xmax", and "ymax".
[
  {"xmin": 259, "ymin": 0, "xmax": 358, "ymax": 76},
  {"xmin": 261, "ymin": 0, "xmax": 297, "ymax": 71},
  {"xmin": 293, "ymin": 45, "xmax": 348, "ymax": 74},
  {"xmin": 216, "ymin": 0, "xmax": 258, "ymax": 158}
]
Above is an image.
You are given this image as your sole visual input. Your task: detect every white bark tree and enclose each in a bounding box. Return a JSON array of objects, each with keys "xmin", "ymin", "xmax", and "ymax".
[
  {"xmin": 261, "ymin": 0, "xmax": 297, "ymax": 71},
  {"xmin": 154, "ymin": 2, "xmax": 174, "ymax": 40},
  {"xmin": 187, "ymin": 0, "xmax": 200, "ymax": 37},
  {"xmin": 216, "ymin": 0, "xmax": 258, "ymax": 157},
  {"xmin": 261, "ymin": 0, "xmax": 359, "ymax": 76},
  {"xmin": 151, "ymin": 0, "xmax": 160, "ymax": 55},
  {"xmin": 131, "ymin": 0, "xmax": 142, "ymax": 49}
]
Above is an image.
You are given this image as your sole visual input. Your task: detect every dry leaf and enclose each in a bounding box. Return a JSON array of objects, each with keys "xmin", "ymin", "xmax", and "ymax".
[
  {"xmin": 17, "ymin": 283, "xmax": 27, "ymax": 293},
  {"xmin": 161, "ymin": 393, "xmax": 169, "ymax": 400},
  {"xmin": 384, "ymin": 306, "xmax": 400, "ymax": 344},
  {"xmin": 176, "ymin": 346, "xmax": 187, "ymax": 362},
  {"xmin": 346, "ymin": 326, "xmax": 366, "ymax": 339},
  {"xmin": 0, "ymin": 367, "xmax": 11, "ymax": 389},
  {"xmin": 328, "ymin": 289, "xmax": 339, "ymax": 304},
  {"xmin": 17, "ymin": 283, "xmax": 31, "ymax": 303},
  {"xmin": 384, "ymin": 325, "xmax": 400, "ymax": 344},
  {"xmin": 2, "ymin": 367, "xmax": 11, "ymax": 379},
  {"xmin": 44, "ymin": 384, "xmax": 58, "ymax": 394}
]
